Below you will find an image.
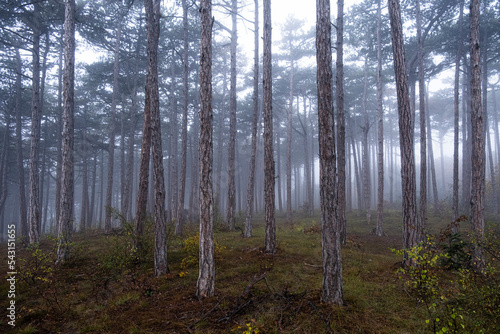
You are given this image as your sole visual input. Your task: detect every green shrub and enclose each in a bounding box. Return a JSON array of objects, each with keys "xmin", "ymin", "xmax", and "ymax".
[
  {"xmin": 392, "ymin": 227, "xmax": 500, "ymax": 333},
  {"xmin": 180, "ymin": 233, "xmax": 225, "ymax": 269}
]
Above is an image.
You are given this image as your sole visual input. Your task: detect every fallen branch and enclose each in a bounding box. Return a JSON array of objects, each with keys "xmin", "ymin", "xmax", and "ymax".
[
  {"xmin": 217, "ymin": 272, "xmax": 269, "ymax": 323},
  {"xmin": 240, "ymin": 272, "xmax": 267, "ymax": 299}
]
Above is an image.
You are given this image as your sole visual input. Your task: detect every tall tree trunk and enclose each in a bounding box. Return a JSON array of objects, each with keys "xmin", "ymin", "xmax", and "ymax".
[
  {"xmin": 169, "ymin": 49, "xmax": 179, "ymax": 222},
  {"xmin": 57, "ymin": 0, "xmax": 75, "ymax": 263},
  {"xmin": 276, "ymin": 117, "xmax": 283, "ymax": 214},
  {"xmin": 350, "ymin": 122, "xmax": 362, "ymax": 215},
  {"xmin": 317, "ymin": 0, "xmax": 343, "ymax": 305},
  {"xmin": 89, "ymin": 155, "xmax": 97, "ymax": 228},
  {"xmin": 389, "ymin": 123, "xmax": 394, "ymax": 204},
  {"xmin": 190, "ymin": 70, "xmax": 201, "ymax": 219},
  {"xmin": 462, "ymin": 58, "xmax": 472, "ymax": 214},
  {"xmin": 300, "ymin": 98, "xmax": 313, "ymax": 216},
  {"xmin": 244, "ymin": 0, "xmax": 259, "ymax": 238},
  {"xmin": 15, "ymin": 50, "xmax": 28, "ymax": 242},
  {"xmin": 346, "ymin": 137, "xmax": 352, "ymax": 212},
  {"xmin": 105, "ymin": 9, "xmax": 123, "ymax": 234},
  {"xmin": 197, "ymin": 0, "xmax": 215, "ymax": 298},
  {"xmin": 144, "ymin": 0, "xmax": 168, "ymax": 276},
  {"xmin": 38, "ymin": 33, "xmax": 49, "ymax": 229},
  {"xmin": 469, "ymin": 0, "xmax": 485, "ymax": 271},
  {"xmin": 416, "ymin": 0, "xmax": 426, "ymax": 240},
  {"xmin": 42, "ymin": 167, "xmax": 50, "ymax": 234},
  {"xmin": 482, "ymin": 17, "xmax": 497, "ymax": 215},
  {"xmin": 491, "ymin": 89, "xmax": 500, "ymax": 214},
  {"xmin": 134, "ymin": 29, "xmax": 153, "ymax": 251},
  {"xmin": 123, "ymin": 40, "xmax": 140, "ymax": 221},
  {"xmin": 176, "ymin": 0, "xmax": 190, "ymax": 235},
  {"xmin": 55, "ymin": 30, "xmax": 63, "ymax": 230},
  {"xmin": 336, "ymin": 0, "xmax": 347, "ymax": 242},
  {"xmin": 120, "ymin": 105, "xmax": 126, "ymax": 217},
  {"xmin": 425, "ymin": 89, "xmax": 439, "ymax": 215},
  {"xmin": 286, "ymin": 60, "xmax": 294, "ymax": 224},
  {"xmin": 0, "ymin": 113, "xmax": 10, "ymax": 220},
  {"xmin": 263, "ymin": 0, "xmax": 276, "ymax": 254},
  {"xmin": 226, "ymin": 0, "xmax": 238, "ymax": 230},
  {"xmin": 361, "ymin": 58, "xmax": 371, "ymax": 224},
  {"xmin": 215, "ymin": 55, "xmax": 227, "ymax": 214},
  {"xmin": 81, "ymin": 108, "xmax": 89, "ymax": 231},
  {"xmin": 375, "ymin": 0, "xmax": 384, "ymax": 237},
  {"xmin": 29, "ymin": 5, "xmax": 42, "ymax": 244},
  {"xmin": 388, "ymin": 0, "xmax": 418, "ymax": 266}
]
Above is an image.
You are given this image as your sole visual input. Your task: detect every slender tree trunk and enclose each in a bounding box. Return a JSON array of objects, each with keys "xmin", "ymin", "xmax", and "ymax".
[
  {"xmin": 336, "ymin": 0, "xmax": 347, "ymax": 242},
  {"xmin": 55, "ymin": 30, "xmax": 63, "ymax": 230},
  {"xmin": 350, "ymin": 124, "xmax": 362, "ymax": 215},
  {"xmin": 286, "ymin": 60, "xmax": 294, "ymax": 224},
  {"xmin": 225, "ymin": 0, "xmax": 238, "ymax": 230},
  {"xmin": 244, "ymin": 0, "xmax": 259, "ymax": 238},
  {"xmin": 120, "ymin": 106, "xmax": 126, "ymax": 217},
  {"xmin": 81, "ymin": 108, "xmax": 89, "ymax": 231},
  {"xmin": 215, "ymin": 56, "xmax": 227, "ymax": 214},
  {"xmin": 361, "ymin": 58, "xmax": 371, "ymax": 224},
  {"xmin": 144, "ymin": 0, "xmax": 168, "ymax": 276},
  {"xmin": 0, "ymin": 113, "xmax": 10, "ymax": 220},
  {"xmin": 263, "ymin": 0, "xmax": 276, "ymax": 254},
  {"xmin": 89, "ymin": 155, "xmax": 97, "ymax": 228},
  {"xmin": 346, "ymin": 138, "xmax": 352, "ymax": 213},
  {"xmin": 42, "ymin": 167, "xmax": 50, "ymax": 234},
  {"xmin": 15, "ymin": 50, "xmax": 28, "ymax": 242},
  {"xmin": 38, "ymin": 33, "xmax": 49, "ymax": 229},
  {"xmin": 462, "ymin": 58, "xmax": 472, "ymax": 214},
  {"xmin": 491, "ymin": 89, "xmax": 500, "ymax": 214},
  {"xmin": 425, "ymin": 89, "xmax": 439, "ymax": 215},
  {"xmin": 388, "ymin": 0, "xmax": 418, "ymax": 265},
  {"xmin": 300, "ymin": 98, "xmax": 313, "ymax": 216},
  {"xmin": 375, "ymin": 0, "xmax": 384, "ymax": 237},
  {"xmin": 482, "ymin": 19, "xmax": 497, "ymax": 215},
  {"xmin": 29, "ymin": 6, "xmax": 42, "ymax": 244},
  {"xmin": 469, "ymin": 0, "xmax": 485, "ymax": 271},
  {"xmin": 276, "ymin": 117, "xmax": 283, "ymax": 214},
  {"xmin": 169, "ymin": 49, "xmax": 179, "ymax": 222},
  {"xmin": 134, "ymin": 49, "xmax": 153, "ymax": 251},
  {"xmin": 123, "ymin": 57, "xmax": 139, "ymax": 221},
  {"xmin": 105, "ymin": 9, "xmax": 123, "ymax": 234},
  {"xmin": 57, "ymin": 0, "xmax": 75, "ymax": 263},
  {"xmin": 416, "ymin": 0, "xmax": 426, "ymax": 240},
  {"xmin": 317, "ymin": 0, "xmax": 343, "ymax": 305},
  {"xmin": 197, "ymin": 0, "xmax": 215, "ymax": 298},
  {"xmin": 176, "ymin": 0, "xmax": 190, "ymax": 235}
]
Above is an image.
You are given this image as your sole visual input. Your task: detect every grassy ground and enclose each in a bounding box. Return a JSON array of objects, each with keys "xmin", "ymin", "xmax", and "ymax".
[{"xmin": 0, "ymin": 210, "xmax": 496, "ymax": 333}]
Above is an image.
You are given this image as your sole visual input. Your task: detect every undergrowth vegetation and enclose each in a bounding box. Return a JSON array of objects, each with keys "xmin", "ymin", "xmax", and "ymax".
[{"xmin": 0, "ymin": 212, "xmax": 498, "ymax": 333}]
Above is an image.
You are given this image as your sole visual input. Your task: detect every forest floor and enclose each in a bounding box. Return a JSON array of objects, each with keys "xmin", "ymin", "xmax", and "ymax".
[{"xmin": 0, "ymin": 210, "xmax": 498, "ymax": 333}]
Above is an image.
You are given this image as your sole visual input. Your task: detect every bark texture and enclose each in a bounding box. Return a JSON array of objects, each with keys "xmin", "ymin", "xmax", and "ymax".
[
  {"xmin": 15, "ymin": 50, "xmax": 28, "ymax": 242},
  {"xmin": 197, "ymin": 0, "xmax": 215, "ymax": 299},
  {"xmin": 144, "ymin": 0, "xmax": 168, "ymax": 276},
  {"xmin": 416, "ymin": 0, "xmax": 426, "ymax": 240},
  {"xmin": 263, "ymin": 0, "xmax": 276, "ymax": 254},
  {"xmin": 375, "ymin": 0, "xmax": 384, "ymax": 237},
  {"xmin": 176, "ymin": 0, "xmax": 190, "ymax": 235},
  {"xmin": 336, "ymin": 0, "xmax": 347, "ymax": 243},
  {"xmin": 316, "ymin": 0, "xmax": 343, "ymax": 305},
  {"xmin": 388, "ymin": 0, "xmax": 418, "ymax": 265},
  {"xmin": 29, "ymin": 5, "xmax": 41, "ymax": 244},
  {"xmin": 469, "ymin": 0, "xmax": 485, "ymax": 271},
  {"xmin": 56, "ymin": 0, "xmax": 75, "ymax": 263},
  {"xmin": 244, "ymin": 0, "xmax": 259, "ymax": 238},
  {"xmin": 226, "ymin": 0, "xmax": 238, "ymax": 230}
]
